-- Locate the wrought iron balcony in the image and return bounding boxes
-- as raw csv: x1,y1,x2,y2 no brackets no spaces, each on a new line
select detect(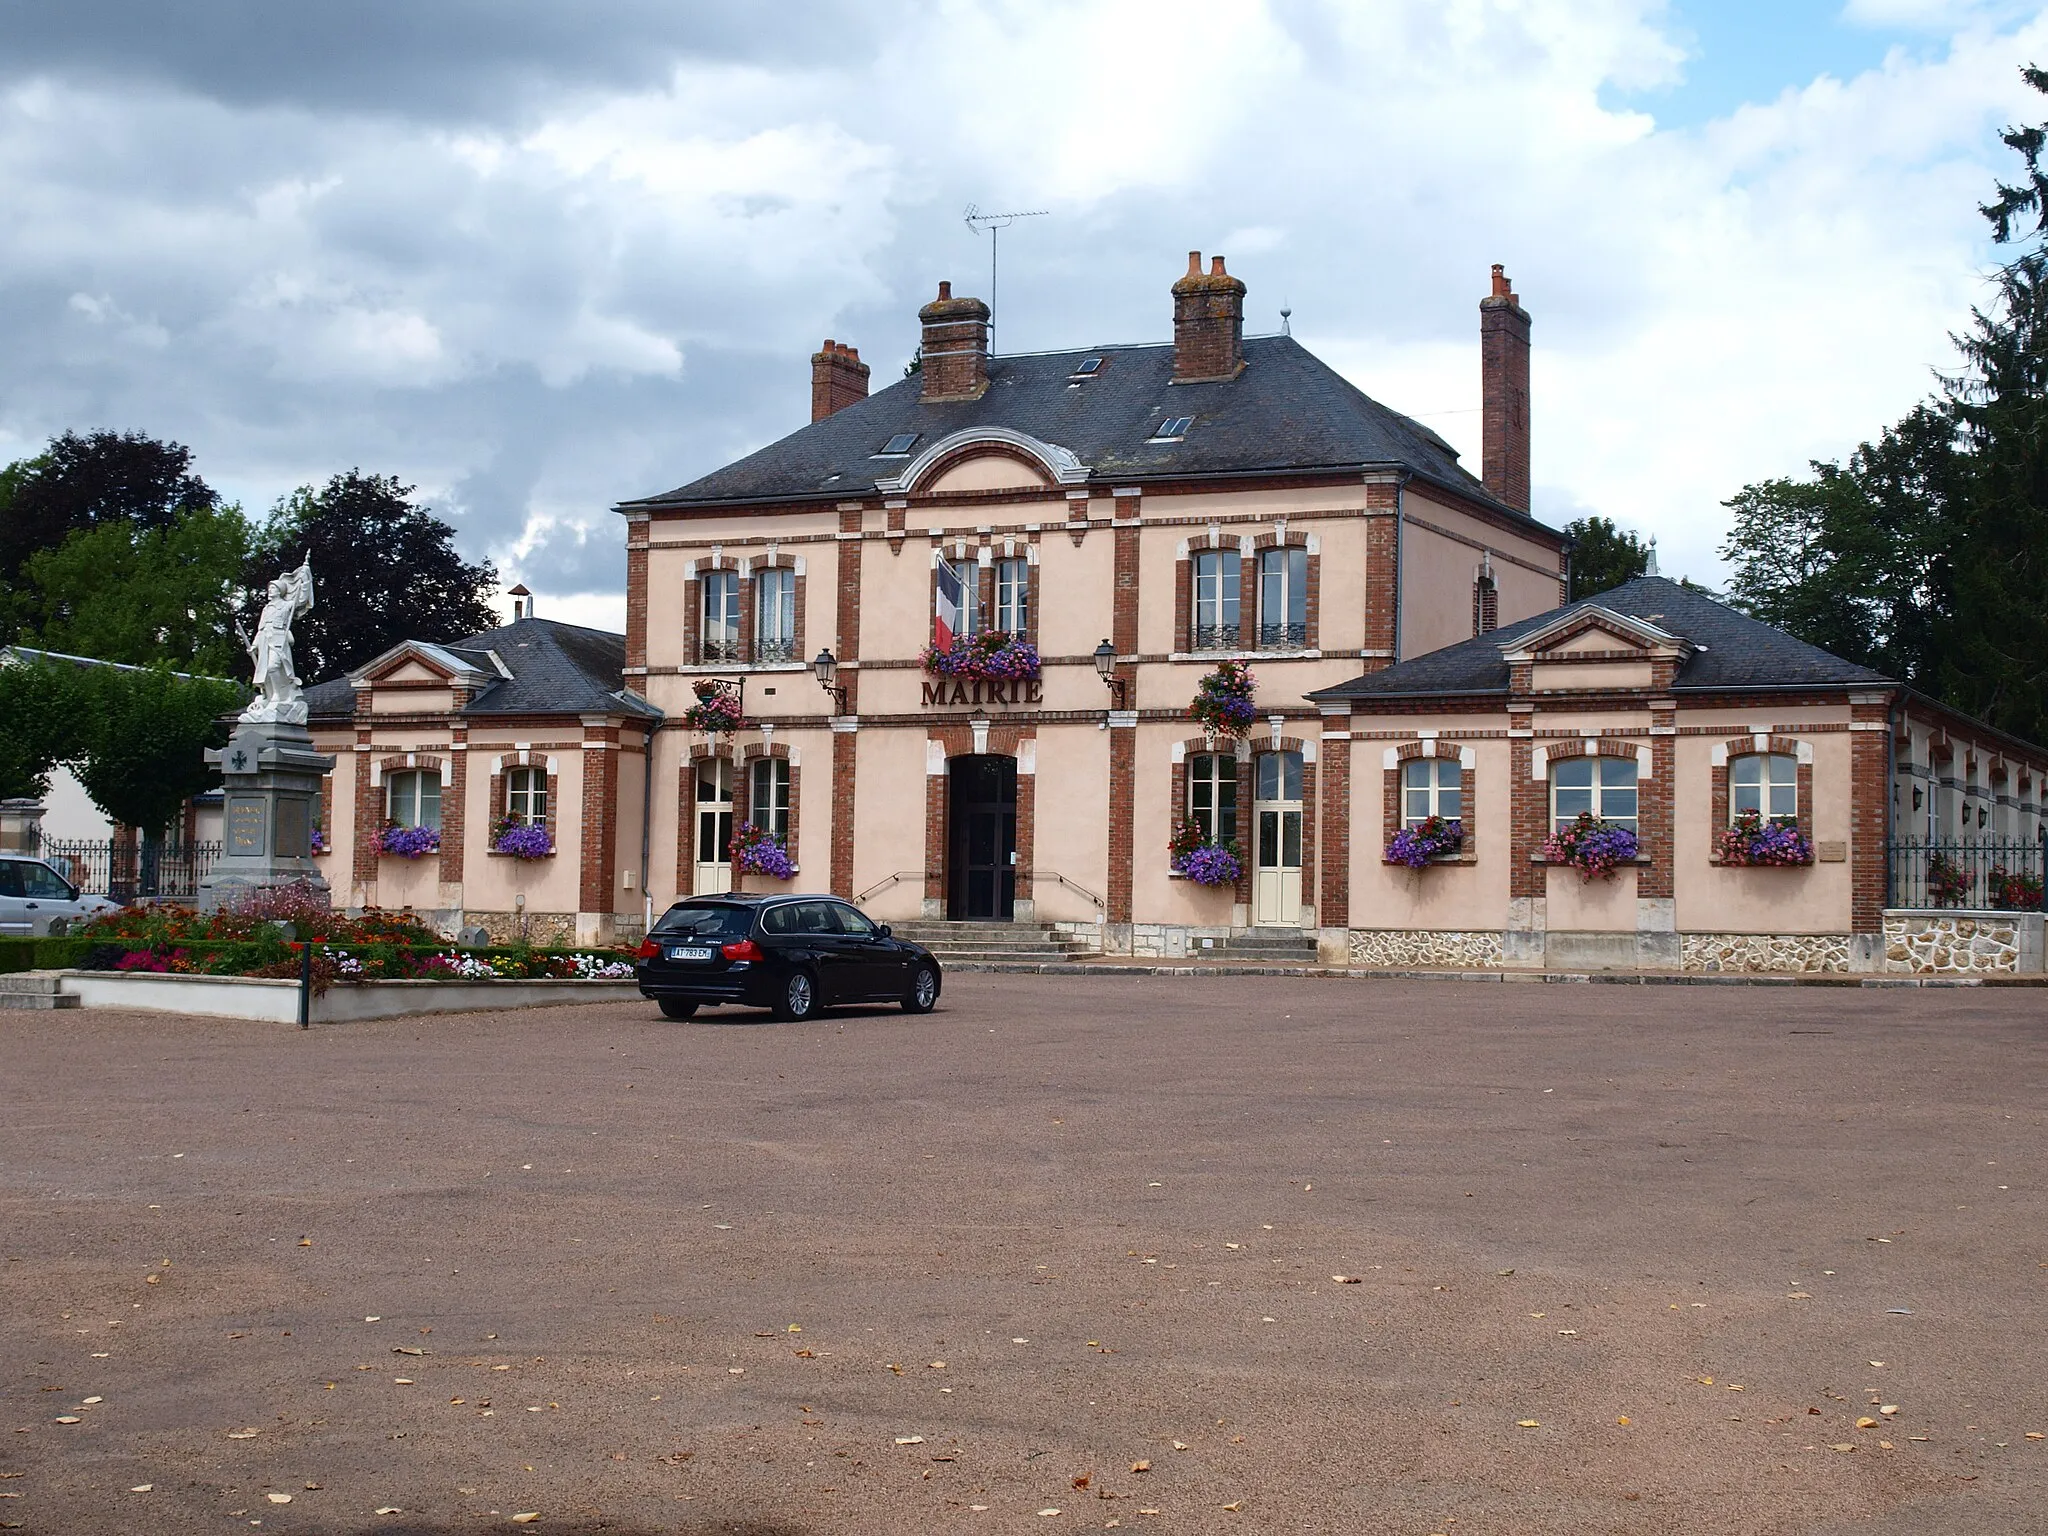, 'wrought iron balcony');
1256,621,1308,649
1189,622,1240,652
699,637,742,664
753,638,798,665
